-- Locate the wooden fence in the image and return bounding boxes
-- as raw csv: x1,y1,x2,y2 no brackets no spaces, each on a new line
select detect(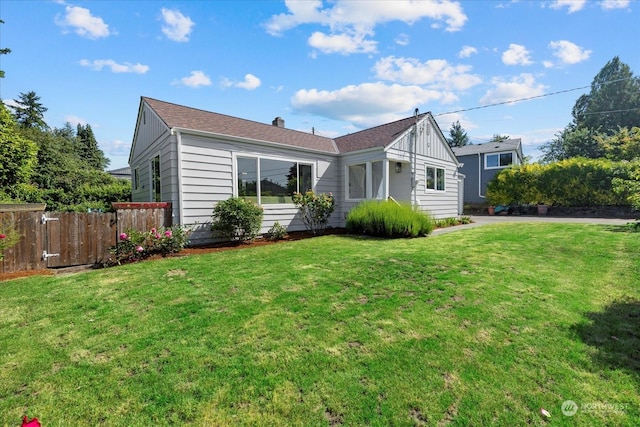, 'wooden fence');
0,203,172,274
